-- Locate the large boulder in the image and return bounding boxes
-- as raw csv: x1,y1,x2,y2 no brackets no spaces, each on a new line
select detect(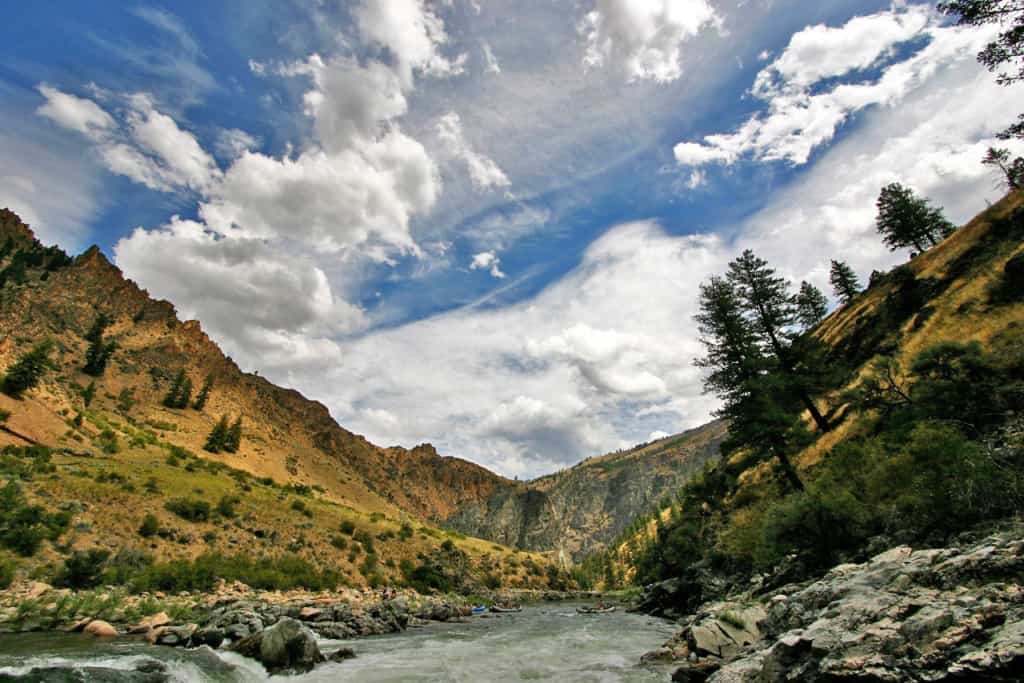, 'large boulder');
231,617,325,675
82,620,118,637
